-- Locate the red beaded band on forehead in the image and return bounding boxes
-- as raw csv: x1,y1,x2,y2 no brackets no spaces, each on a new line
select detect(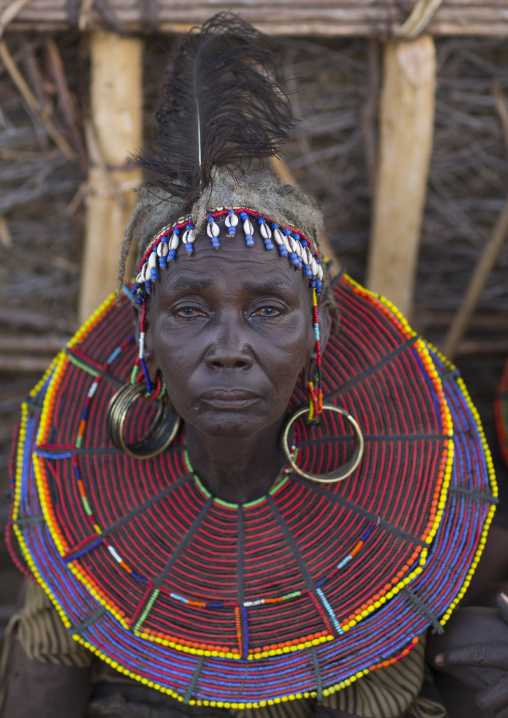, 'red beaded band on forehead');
141,207,319,266
132,207,323,306
130,206,325,415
